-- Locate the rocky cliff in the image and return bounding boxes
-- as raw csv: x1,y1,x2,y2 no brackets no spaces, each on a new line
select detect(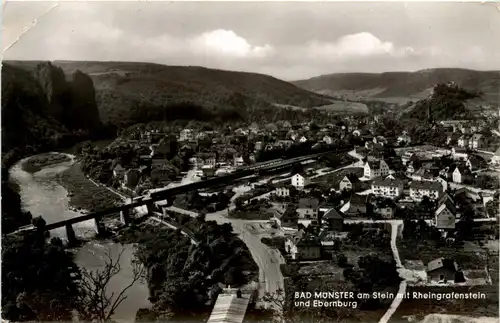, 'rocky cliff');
68,70,101,131
31,62,101,132
1,62,102,164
